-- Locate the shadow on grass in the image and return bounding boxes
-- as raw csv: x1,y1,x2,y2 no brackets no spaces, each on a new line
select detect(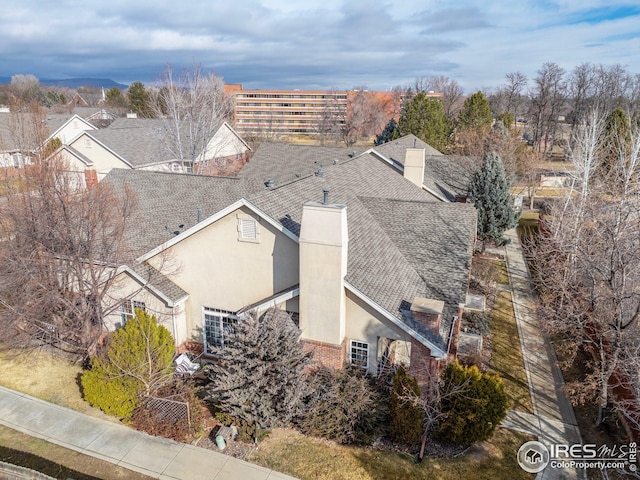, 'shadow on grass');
0,445,103,480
